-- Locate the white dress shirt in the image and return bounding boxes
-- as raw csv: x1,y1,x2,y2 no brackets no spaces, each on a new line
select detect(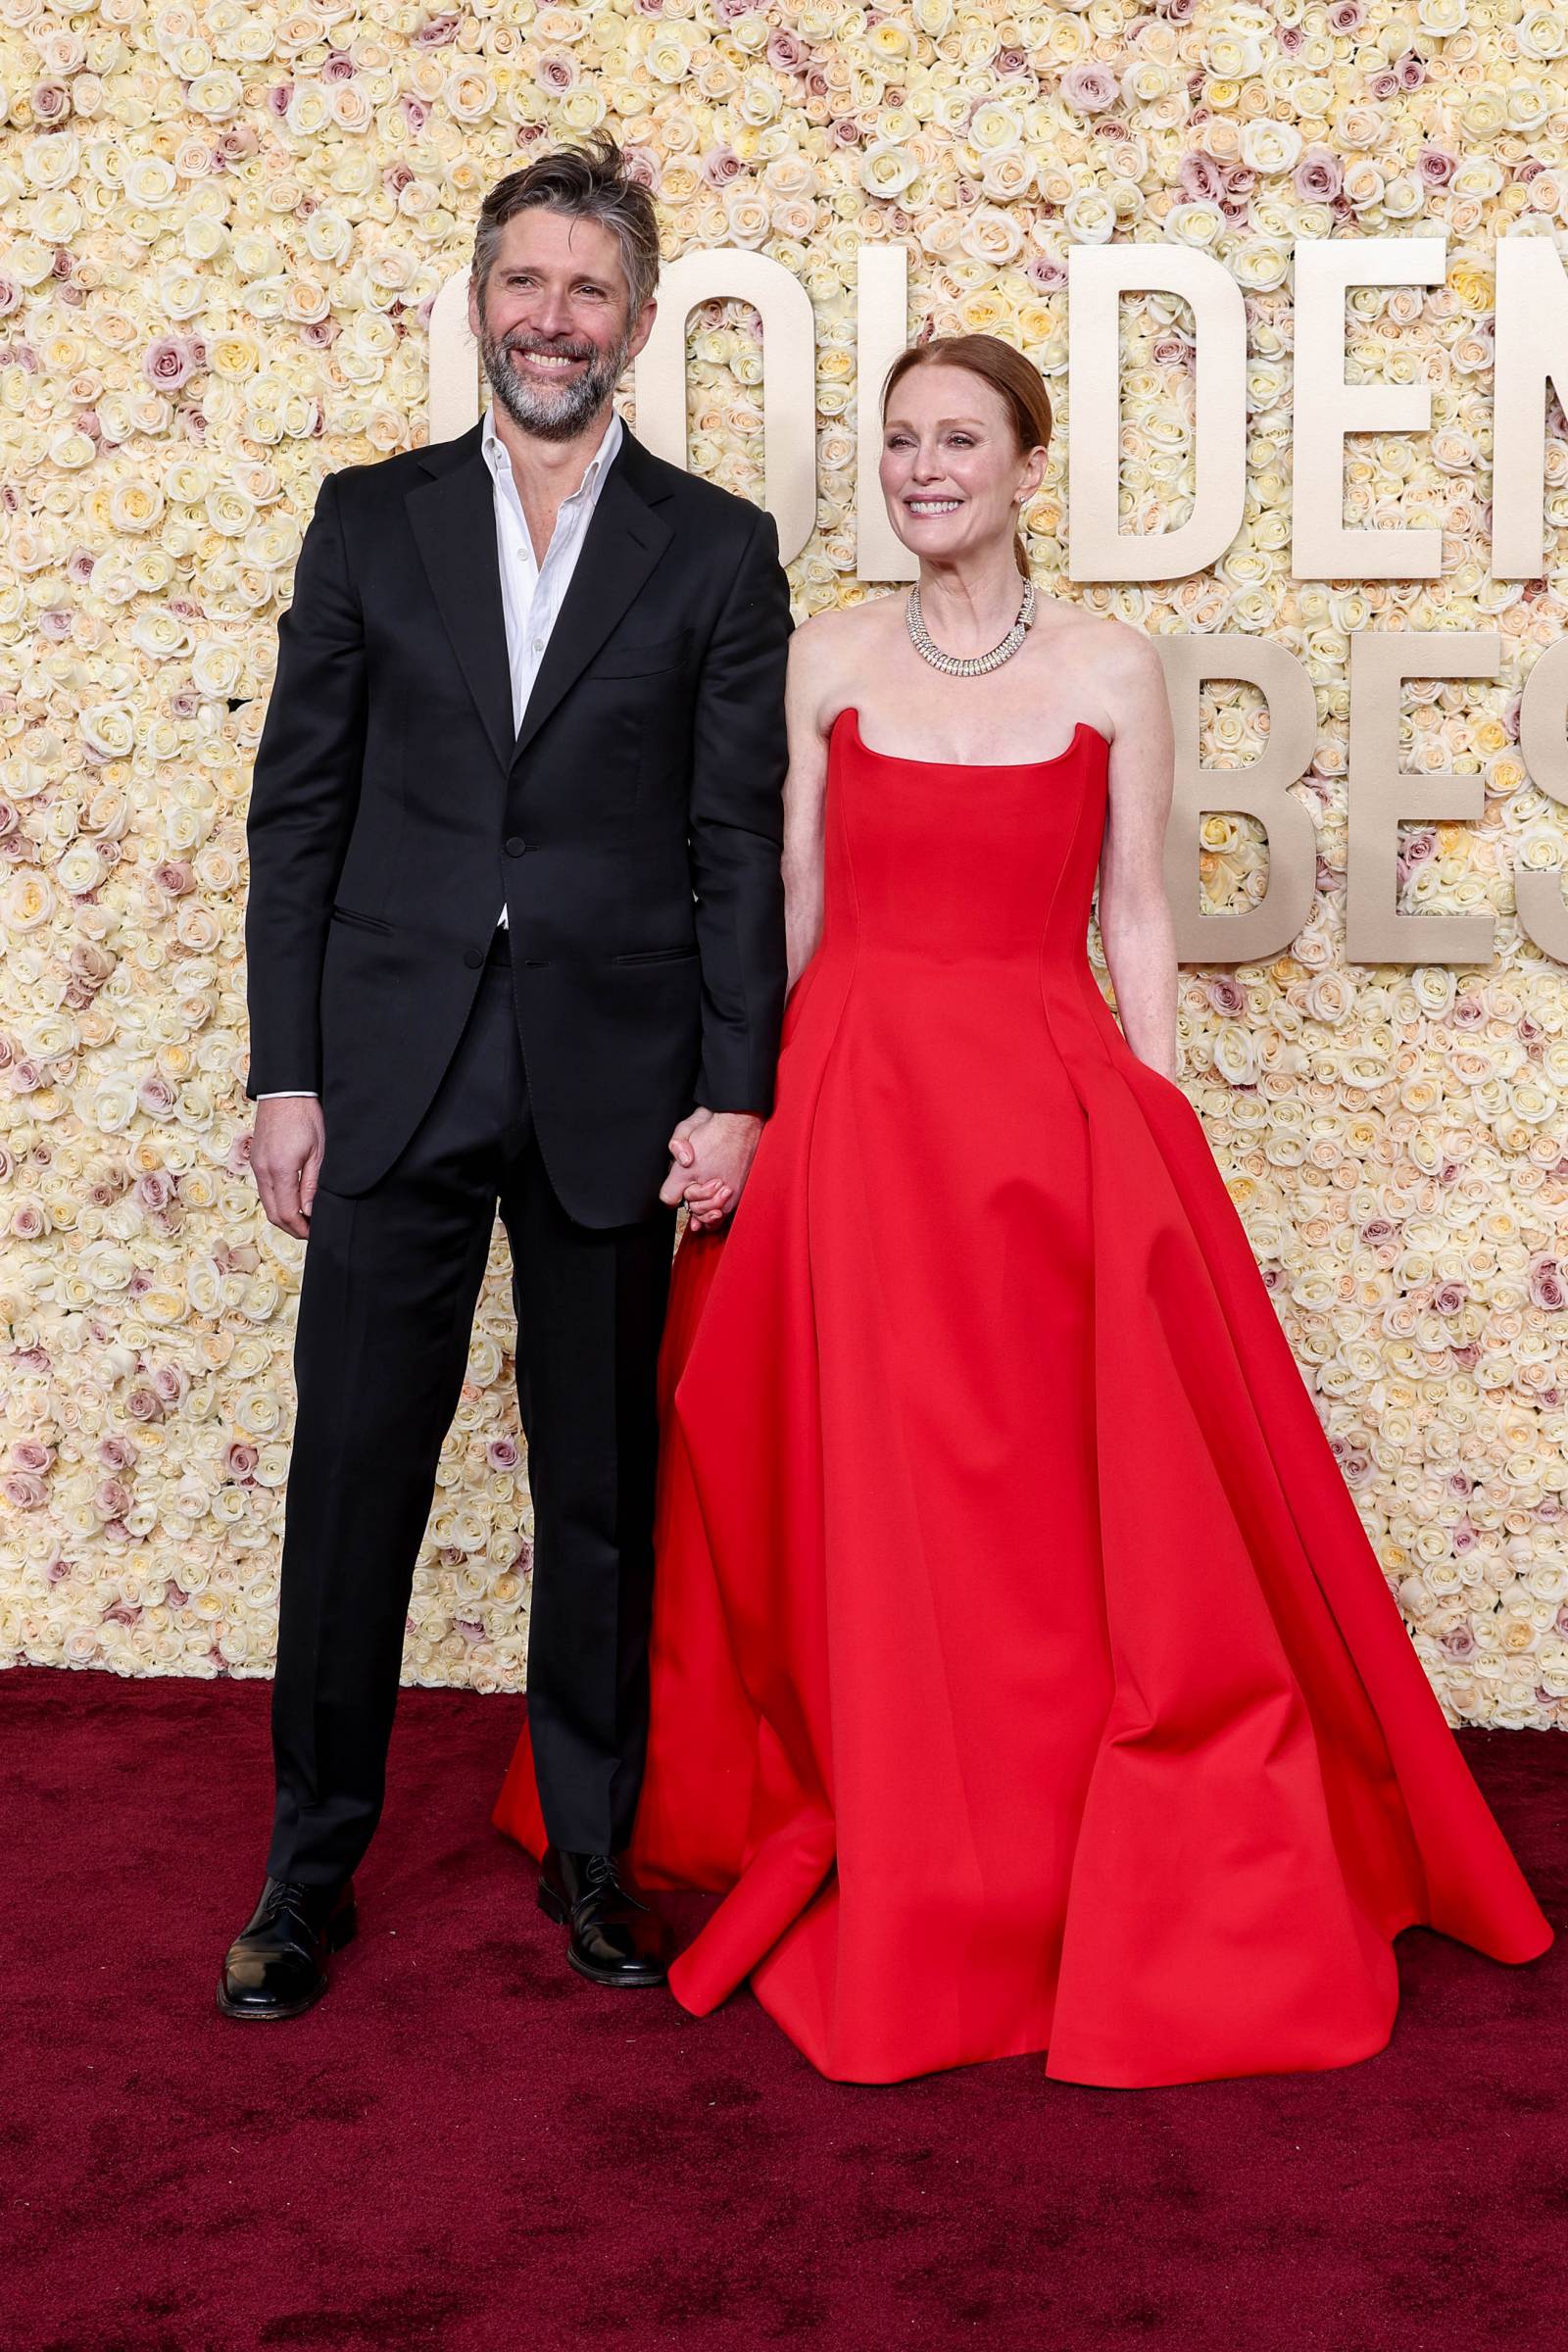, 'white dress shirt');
259,400,624,1099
